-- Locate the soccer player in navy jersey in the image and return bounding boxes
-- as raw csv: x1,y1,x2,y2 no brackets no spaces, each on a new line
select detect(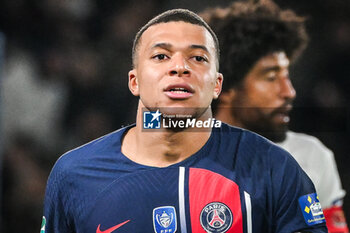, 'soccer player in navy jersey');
41,8,327,233
202,1,348,232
